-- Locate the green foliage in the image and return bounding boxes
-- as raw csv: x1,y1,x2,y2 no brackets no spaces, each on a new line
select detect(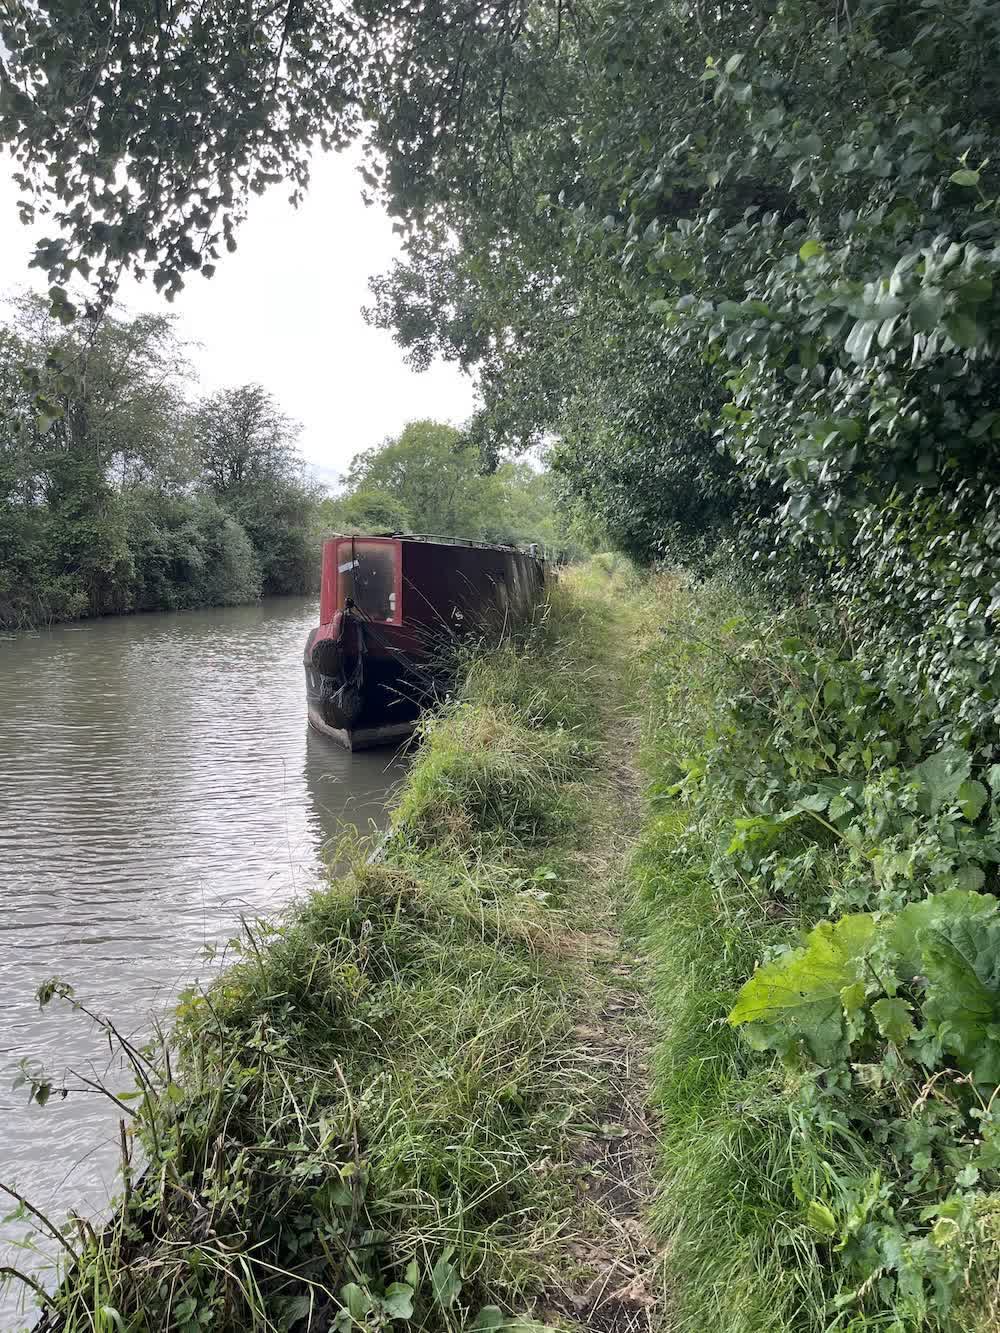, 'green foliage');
631,575,832,1333
12,2,1000,1327
124,490,262,610
728,914,876,1064
339,420,494,539
320,487,413,536
728,890,1000,1319
639,576,1000,1332
325,419,586,555
0,299,318,626
171,381,320,598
